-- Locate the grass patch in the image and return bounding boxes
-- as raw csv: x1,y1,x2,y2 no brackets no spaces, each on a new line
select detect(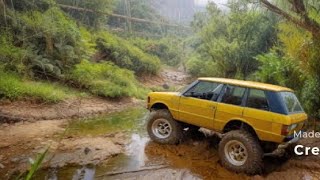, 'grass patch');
67,60,149,99
96,31,161,75
0,70,79,103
